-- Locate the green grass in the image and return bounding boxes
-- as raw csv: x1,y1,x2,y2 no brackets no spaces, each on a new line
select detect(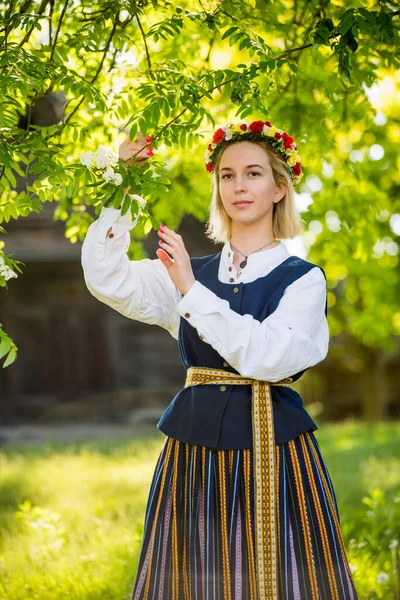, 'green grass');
0,421,399,600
